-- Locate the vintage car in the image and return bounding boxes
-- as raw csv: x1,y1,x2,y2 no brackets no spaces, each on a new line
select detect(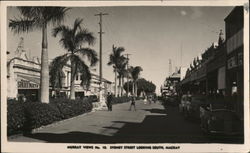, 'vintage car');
200,107,242,135
165,95,180,106
179,94,191,113
185,95,208,119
